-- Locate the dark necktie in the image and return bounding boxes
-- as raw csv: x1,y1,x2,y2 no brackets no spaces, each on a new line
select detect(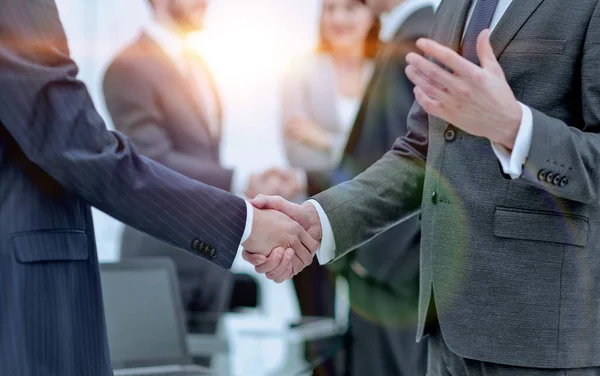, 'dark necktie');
461,0,500,63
